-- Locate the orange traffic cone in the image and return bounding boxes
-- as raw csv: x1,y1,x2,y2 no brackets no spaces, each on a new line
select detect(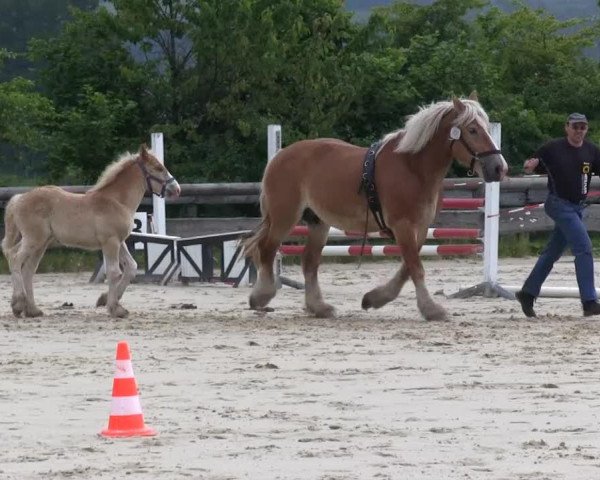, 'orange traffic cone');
100,341,157,438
